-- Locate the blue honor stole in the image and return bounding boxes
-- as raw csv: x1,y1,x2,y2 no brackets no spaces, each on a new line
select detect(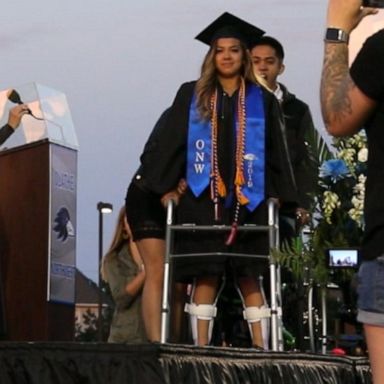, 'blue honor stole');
187,84,265,211
186,94,211,197
240,84,265,211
